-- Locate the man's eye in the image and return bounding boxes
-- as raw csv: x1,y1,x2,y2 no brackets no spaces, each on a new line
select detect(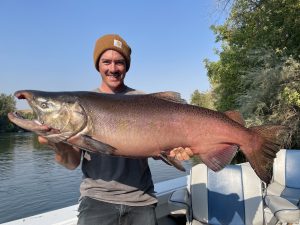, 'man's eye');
102,60,110,65
116,61,125,66
41,102,48,108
